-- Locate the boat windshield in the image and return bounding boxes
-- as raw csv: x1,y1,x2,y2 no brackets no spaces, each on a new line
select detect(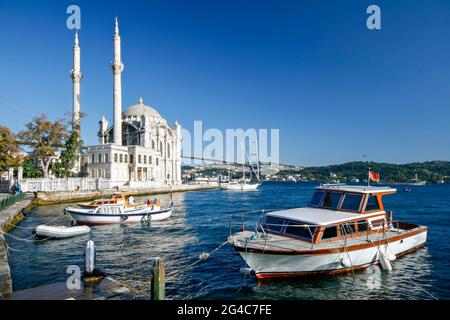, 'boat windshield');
259,216,317,241
259,216,286,234
309,190,363,213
